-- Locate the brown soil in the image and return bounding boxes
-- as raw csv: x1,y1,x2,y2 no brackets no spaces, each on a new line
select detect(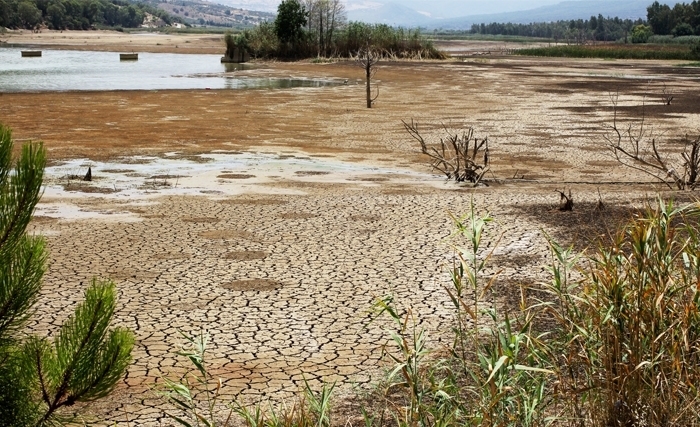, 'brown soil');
278,212,319,219
224,251,268,261
220,279,282,291
198,229,257,240
181,217,221,223
218,173,256,179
